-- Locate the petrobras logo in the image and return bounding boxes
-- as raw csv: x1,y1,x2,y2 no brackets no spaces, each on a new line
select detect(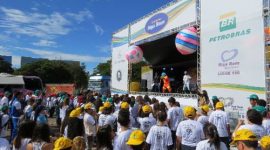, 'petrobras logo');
219,12,236,32
208,11,251,43
145,13,168,34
